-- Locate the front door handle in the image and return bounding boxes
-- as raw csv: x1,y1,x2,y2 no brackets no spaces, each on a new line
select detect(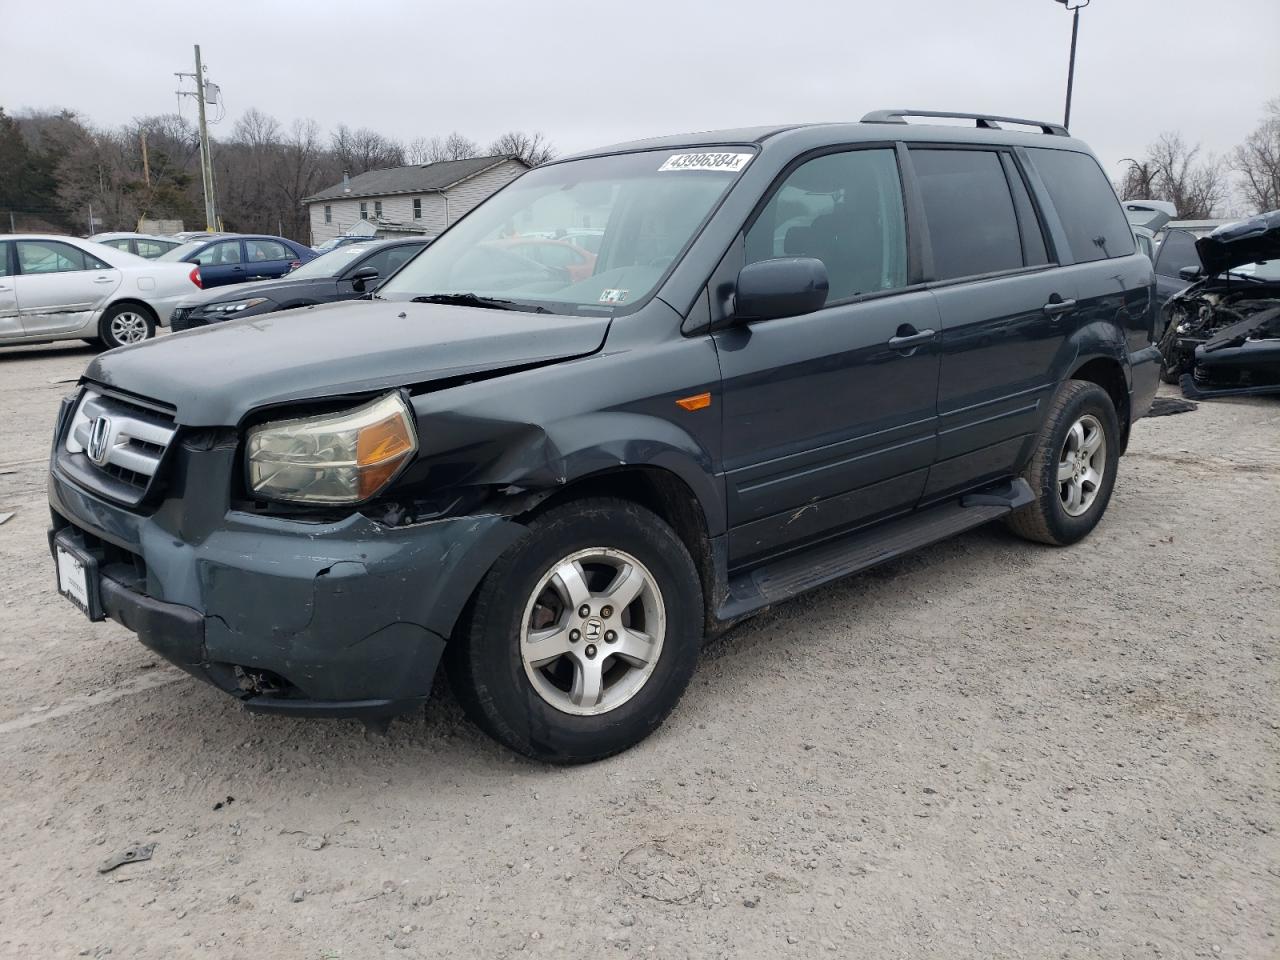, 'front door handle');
888,327,937,351
1043,297,1077,317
